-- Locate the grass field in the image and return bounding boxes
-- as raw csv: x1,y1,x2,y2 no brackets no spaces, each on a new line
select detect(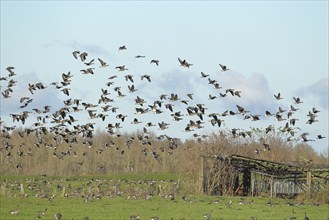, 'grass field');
0,175,328,220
